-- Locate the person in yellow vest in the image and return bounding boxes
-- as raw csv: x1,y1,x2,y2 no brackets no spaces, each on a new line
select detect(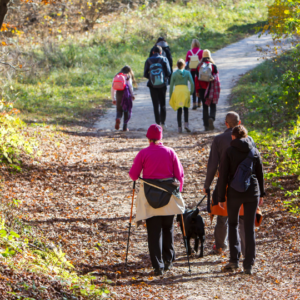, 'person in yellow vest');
169,59,194,133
